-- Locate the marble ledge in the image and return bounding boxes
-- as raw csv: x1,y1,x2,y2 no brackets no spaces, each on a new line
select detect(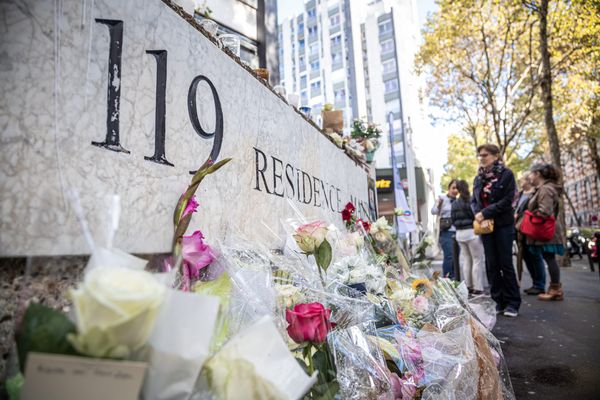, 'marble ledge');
160,0,371,173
